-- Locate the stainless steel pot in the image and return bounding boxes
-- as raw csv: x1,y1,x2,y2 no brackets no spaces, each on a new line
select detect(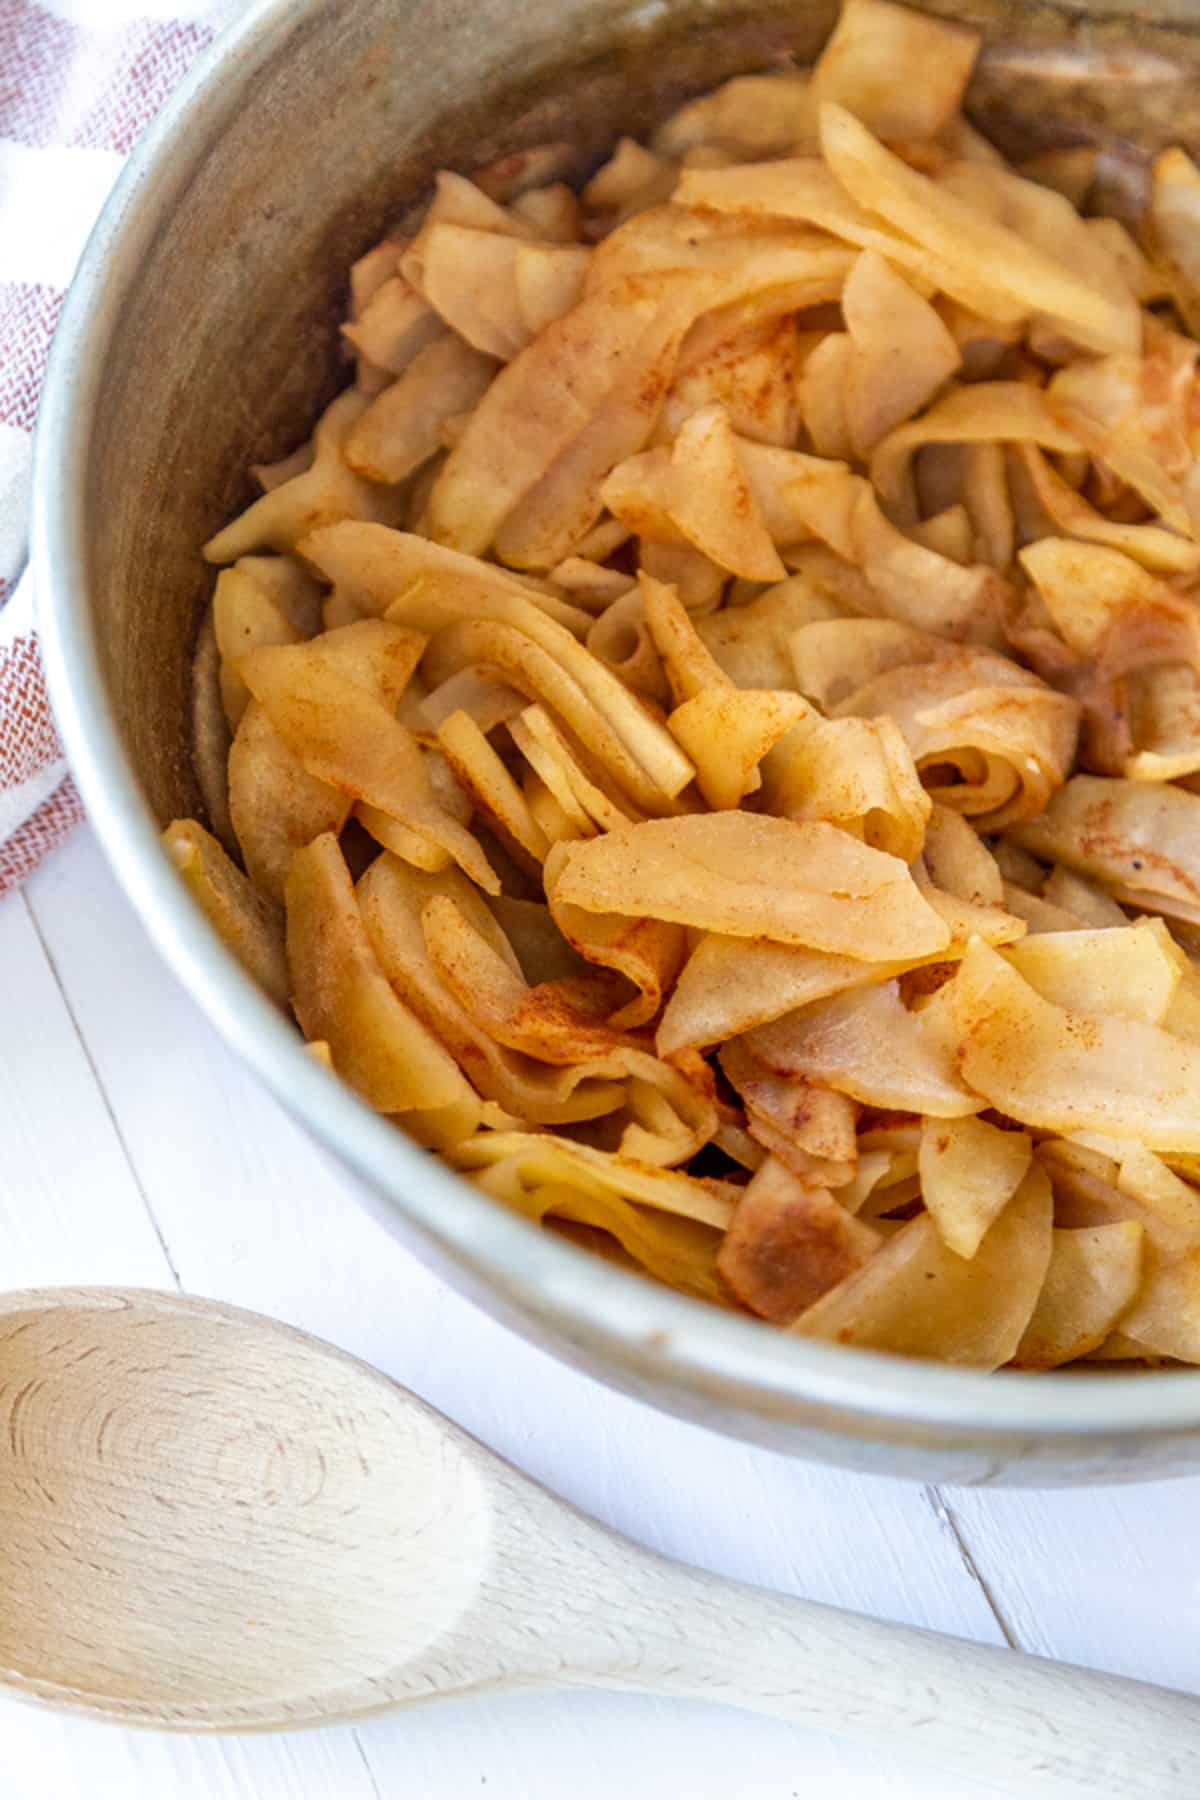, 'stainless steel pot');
34,0,1200,1484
